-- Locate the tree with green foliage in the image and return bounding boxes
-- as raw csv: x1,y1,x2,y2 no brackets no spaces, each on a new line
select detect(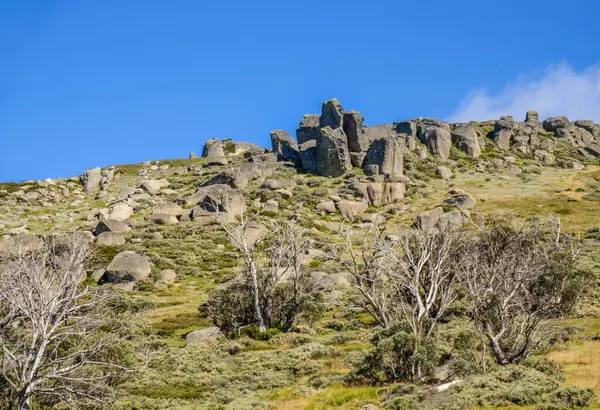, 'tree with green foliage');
461,215,587,365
